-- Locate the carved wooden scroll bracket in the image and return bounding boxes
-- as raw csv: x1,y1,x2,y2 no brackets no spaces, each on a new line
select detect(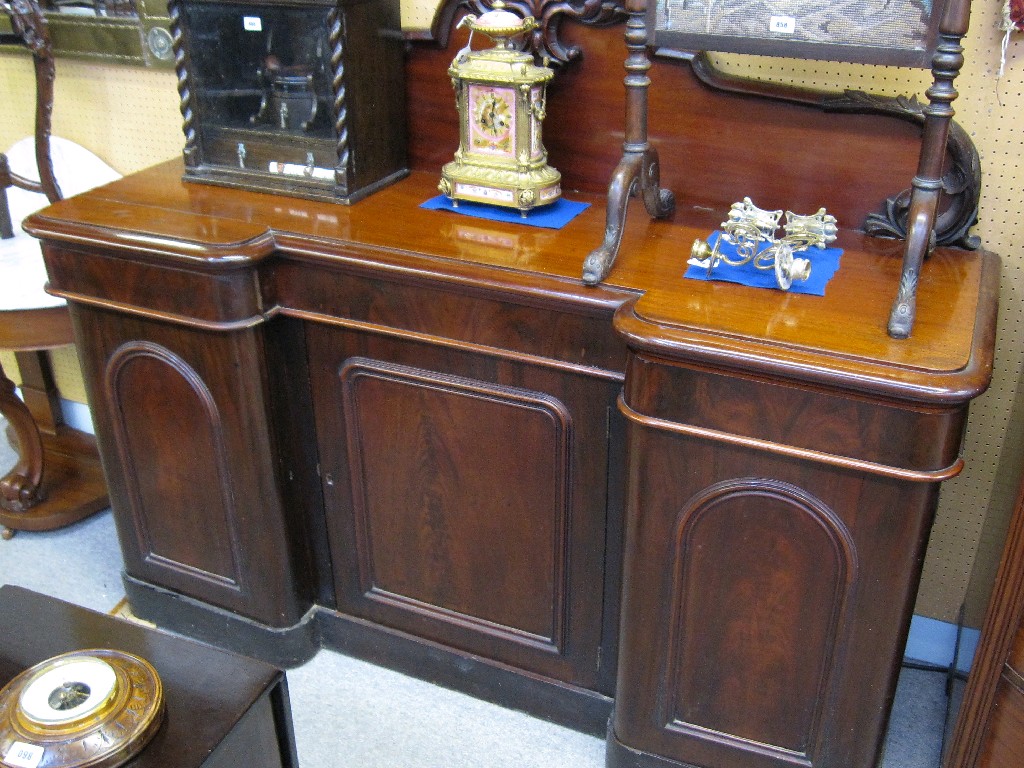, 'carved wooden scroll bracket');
681,52,982,253
826,91,980,252
0,368,45,520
